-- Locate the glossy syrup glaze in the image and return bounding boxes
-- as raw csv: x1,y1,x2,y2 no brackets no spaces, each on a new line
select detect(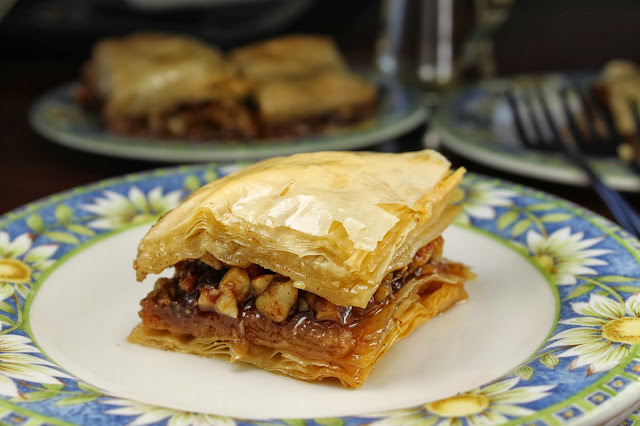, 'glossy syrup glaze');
137,237,461,365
